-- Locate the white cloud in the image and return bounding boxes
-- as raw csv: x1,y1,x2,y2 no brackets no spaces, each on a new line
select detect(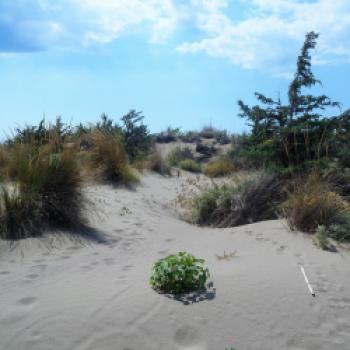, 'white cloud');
1,0,350,76
177,0,350,75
